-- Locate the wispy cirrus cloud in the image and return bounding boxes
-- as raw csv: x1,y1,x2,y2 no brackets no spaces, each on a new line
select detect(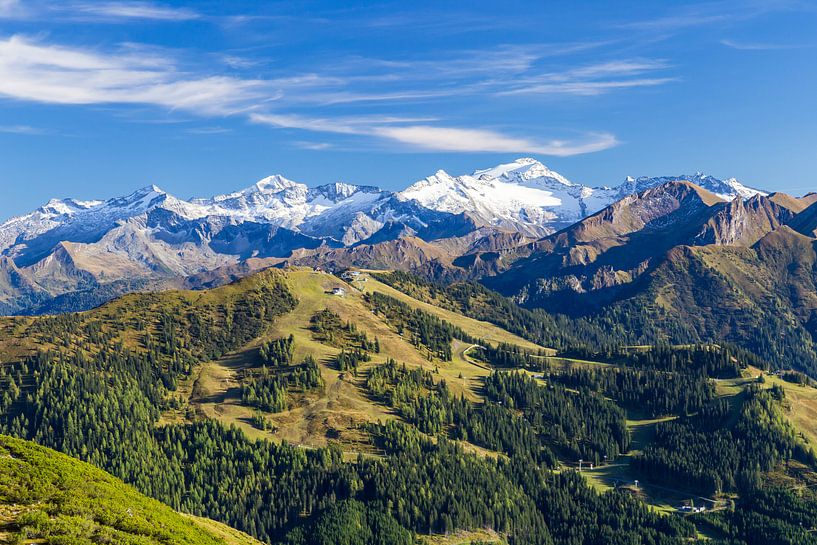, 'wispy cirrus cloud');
69,2,200,21
0,124,50,135
185,126,232,135
0,1,199,21
720,39,808,50
496,60,675,96
294,141,333,150
280,54,674,105
619,12,733,32
375,126,618,156
618,1,815,34
0,35,263,114
0,34,648,156
250,113,618,156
